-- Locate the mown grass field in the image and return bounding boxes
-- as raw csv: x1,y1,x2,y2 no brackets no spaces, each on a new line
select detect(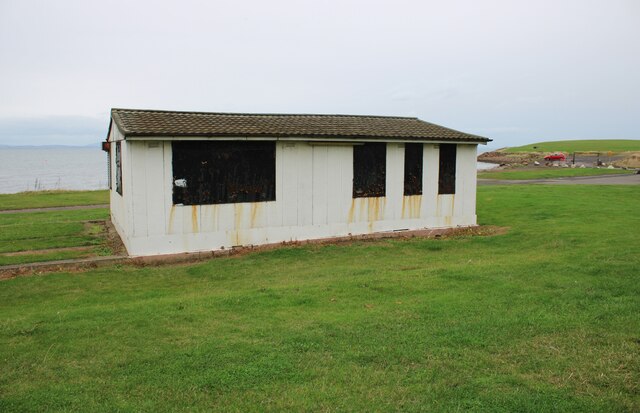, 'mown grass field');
478,167,632,180
0,208,111,265
0,190,108,211
503,139,640,153
1,185,639,412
